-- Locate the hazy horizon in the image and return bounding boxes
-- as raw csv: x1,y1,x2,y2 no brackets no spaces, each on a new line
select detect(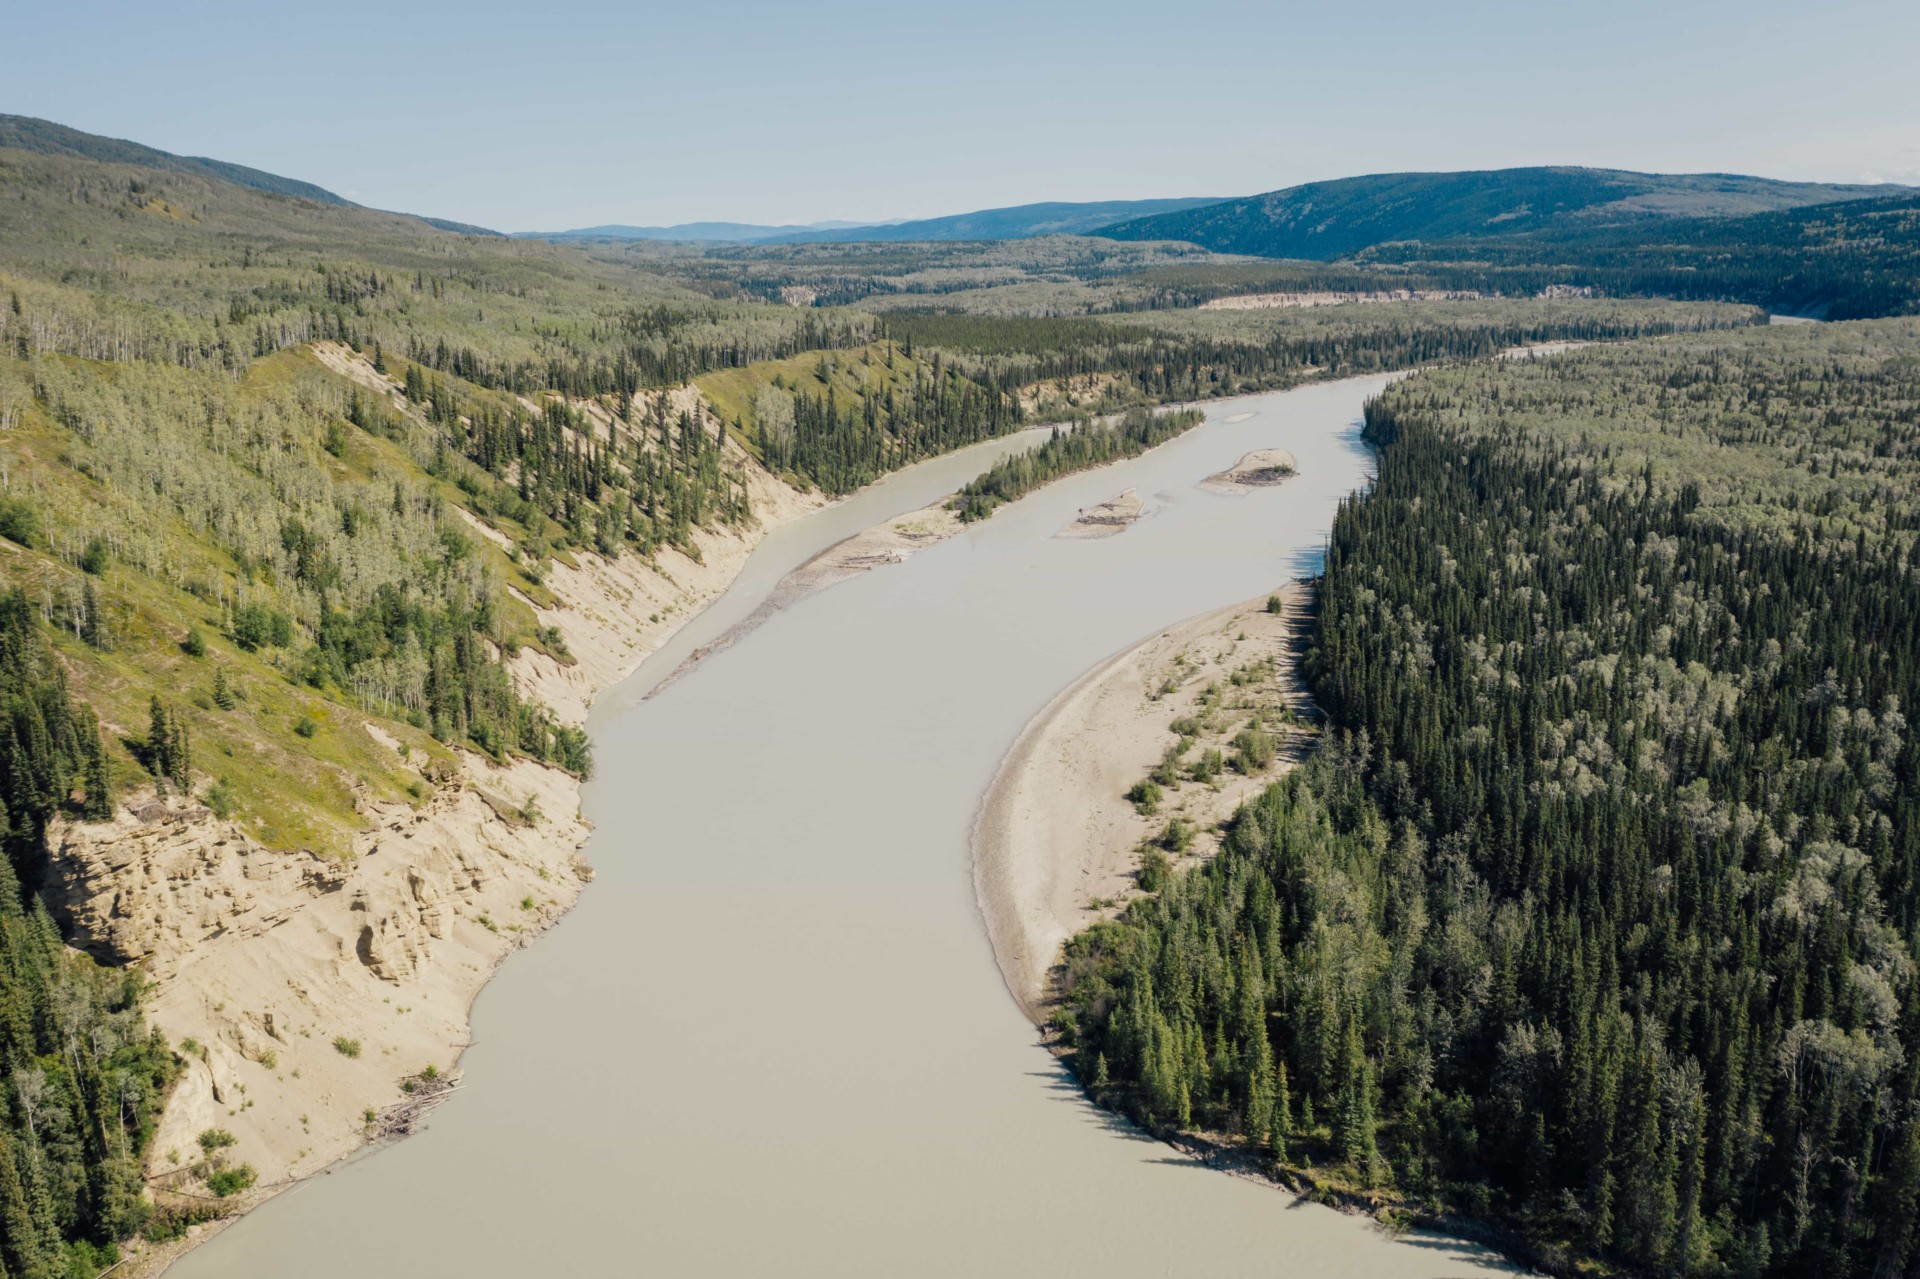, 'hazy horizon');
12,0,1920,231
